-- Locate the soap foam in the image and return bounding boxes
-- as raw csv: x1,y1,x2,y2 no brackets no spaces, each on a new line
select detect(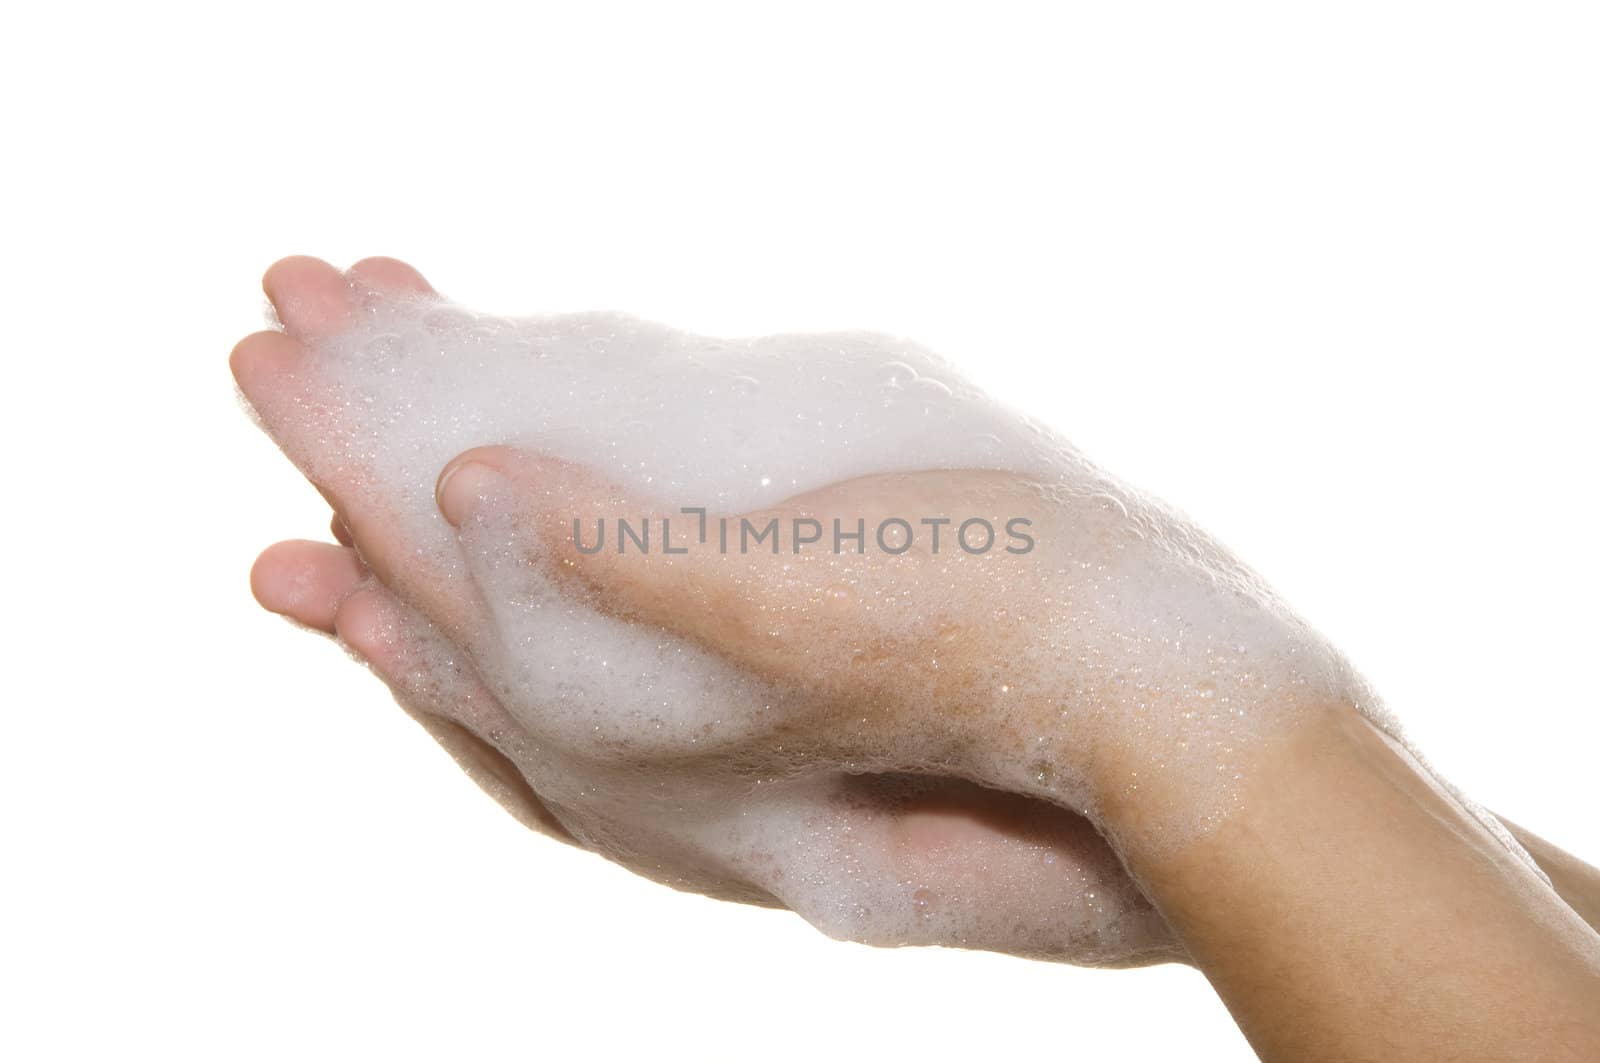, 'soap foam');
253,280,1537,965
